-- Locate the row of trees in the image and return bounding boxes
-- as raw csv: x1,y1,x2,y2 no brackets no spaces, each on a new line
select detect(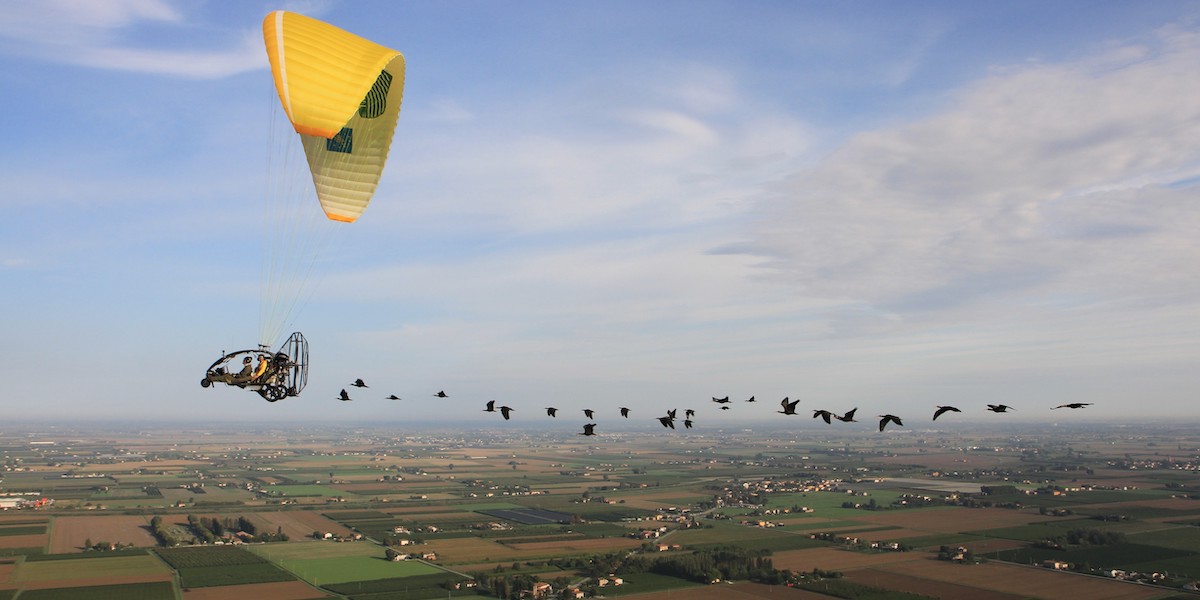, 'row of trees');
148,514,289,547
